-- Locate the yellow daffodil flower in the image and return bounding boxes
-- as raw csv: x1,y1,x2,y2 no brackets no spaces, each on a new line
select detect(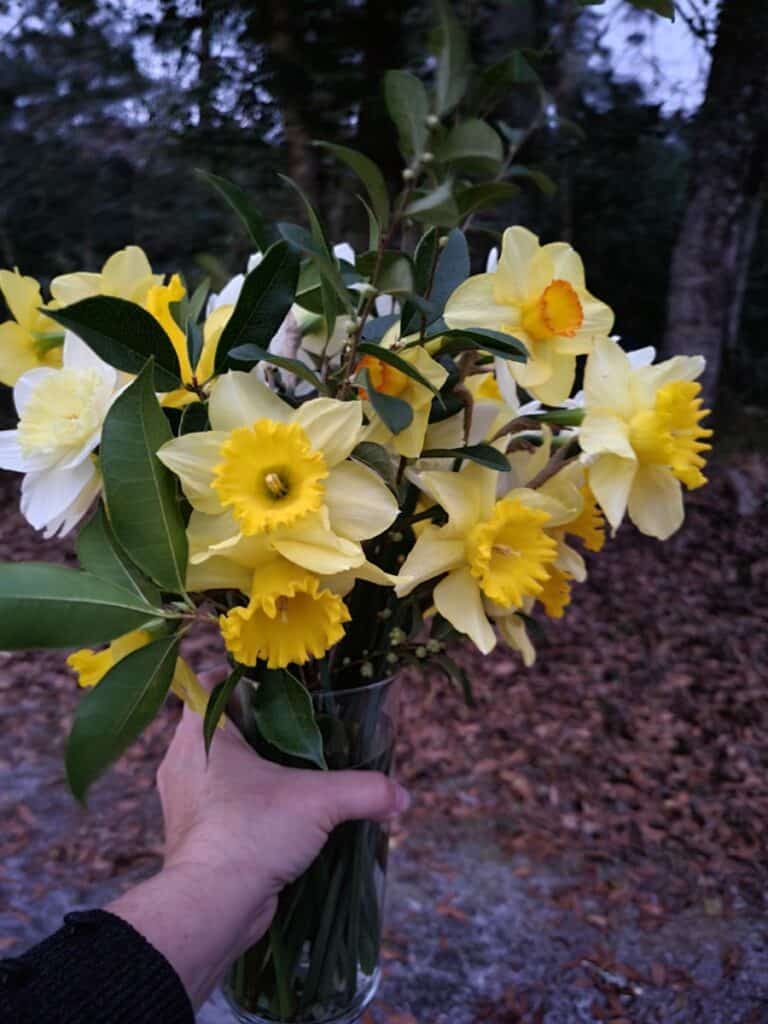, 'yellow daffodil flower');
67,629,212,719
158,370,399,578
396,461,574,653
358,328,448,458
579,337,712,540
444,226,614,405
49,246,163,307
219,558,351,668
0,269,63,386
